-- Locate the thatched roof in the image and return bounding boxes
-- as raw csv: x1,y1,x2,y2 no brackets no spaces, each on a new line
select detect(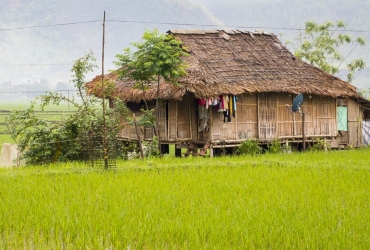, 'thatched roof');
85,29,359,102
